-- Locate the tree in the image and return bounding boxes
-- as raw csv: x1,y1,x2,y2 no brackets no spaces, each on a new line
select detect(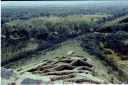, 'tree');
55,24,69,35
